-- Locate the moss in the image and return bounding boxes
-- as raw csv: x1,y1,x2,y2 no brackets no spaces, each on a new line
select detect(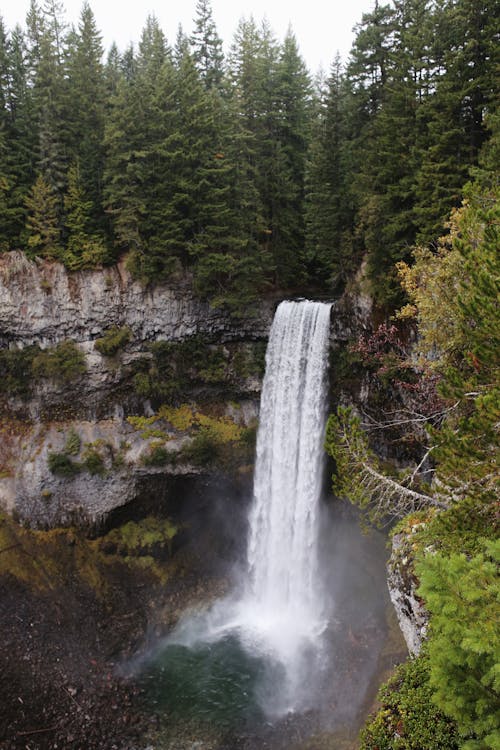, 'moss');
158,404,196,431
100,516,179,559
94,326,132,357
